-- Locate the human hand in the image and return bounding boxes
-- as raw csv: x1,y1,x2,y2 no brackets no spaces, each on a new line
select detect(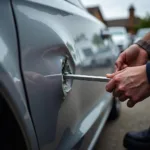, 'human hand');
115,44,148,71
106,65,150,107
